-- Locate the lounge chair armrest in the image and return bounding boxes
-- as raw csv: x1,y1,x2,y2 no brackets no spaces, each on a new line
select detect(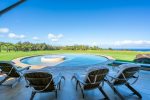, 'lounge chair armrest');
0,68,2,72
72,73,86,85
106,75,126,81
133,75,138,78
54,73,65,86
106,75,120,80
80,74,86,76
106,75,116,79
129,75,139,85
24,79,31,88
113,67,120,72
17,66,31,72
25,85,30,88
0,70,1,74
